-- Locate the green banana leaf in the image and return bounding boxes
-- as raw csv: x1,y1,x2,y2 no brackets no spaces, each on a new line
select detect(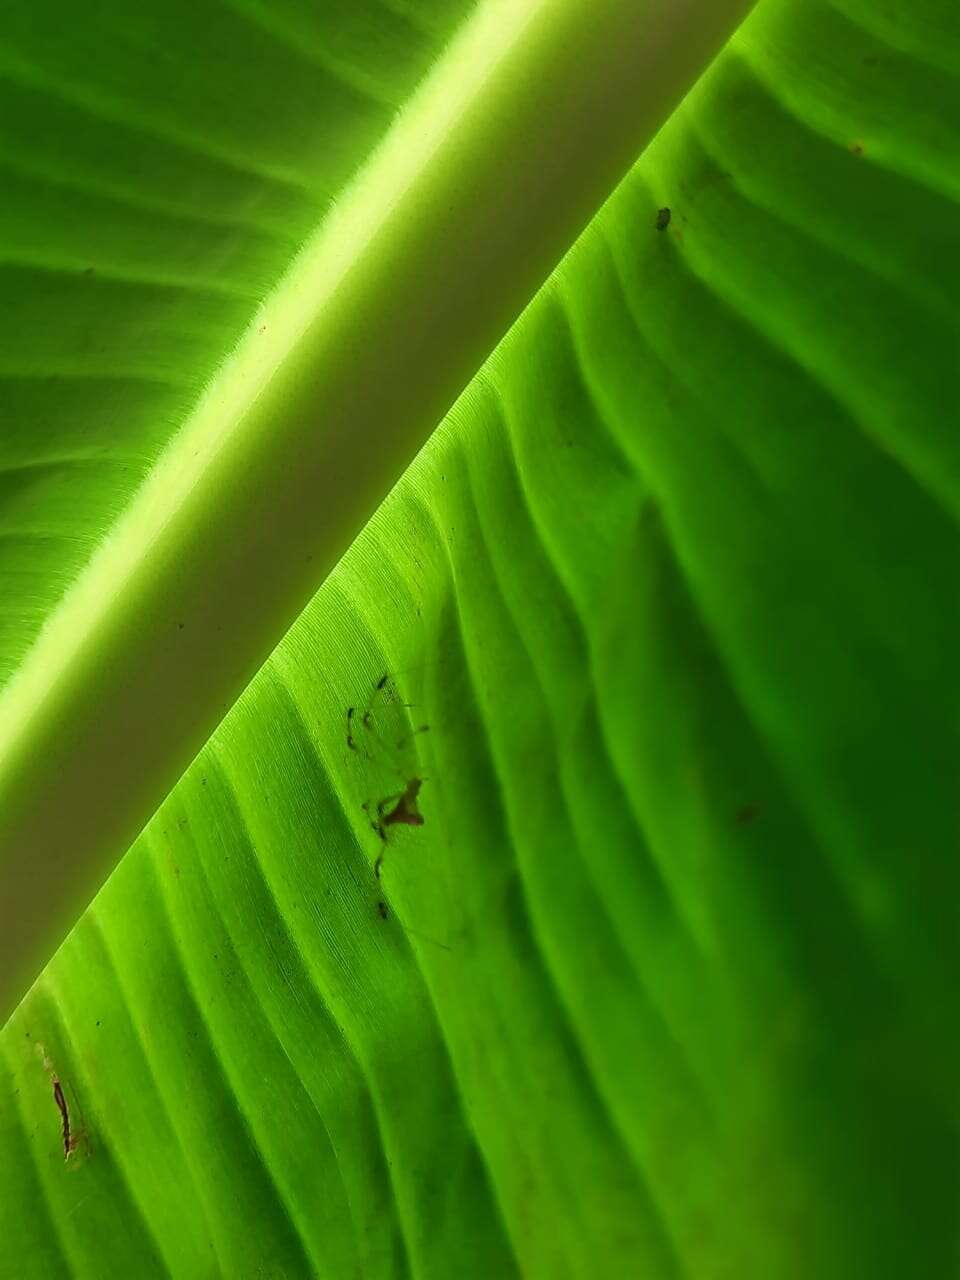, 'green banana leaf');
2,0,958,1275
